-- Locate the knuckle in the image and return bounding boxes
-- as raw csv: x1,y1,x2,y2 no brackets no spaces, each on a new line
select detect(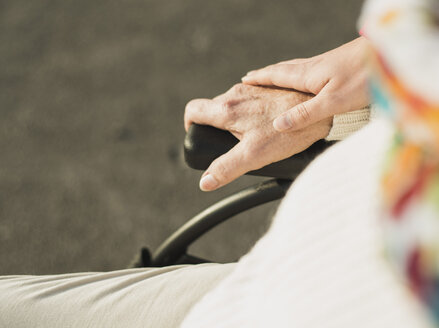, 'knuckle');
239,146,252,164
293,103,311,124
237,139,258,166
242,140,258,158
244,143,264,169
272,63,287,73
241,148,257,168
291,64,307,82
266,65,277,76
271,64,282,72
221,100,237,119
230,83,245,94
211,159,229,182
